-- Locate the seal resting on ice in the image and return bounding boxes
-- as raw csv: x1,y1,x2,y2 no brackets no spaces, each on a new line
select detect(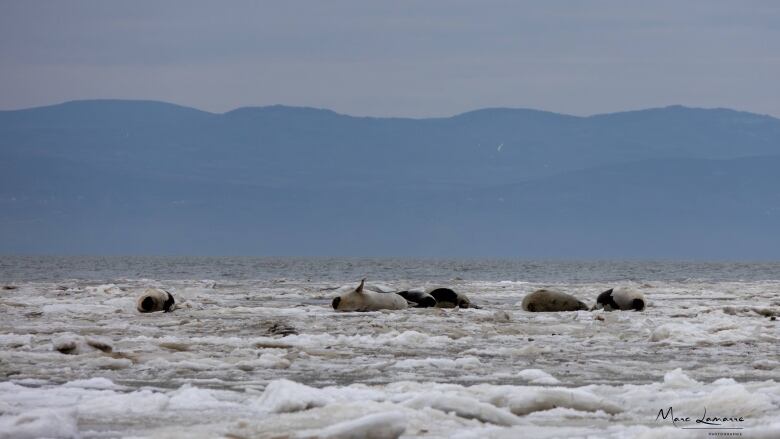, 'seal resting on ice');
332,279,408,312
593,287,645,311
428,288,479,309
397,290,437,308
136,288,175,313
521,289,588,312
